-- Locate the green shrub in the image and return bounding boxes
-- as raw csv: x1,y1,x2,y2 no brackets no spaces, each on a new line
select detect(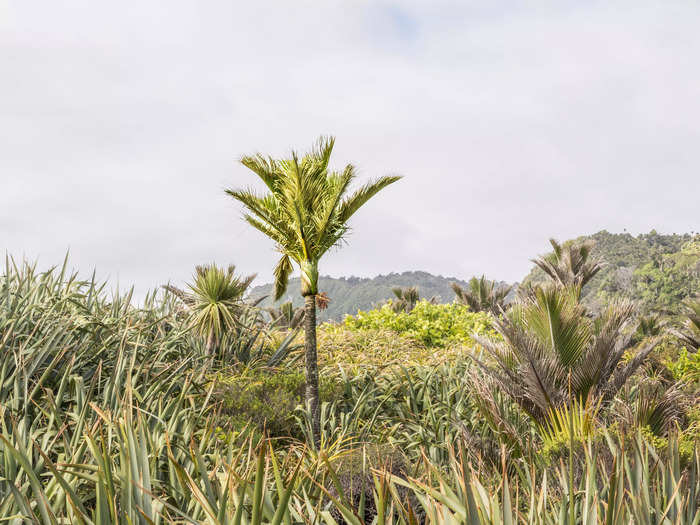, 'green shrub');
343,300,495,347
214,368,343,439
667,348,700,384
